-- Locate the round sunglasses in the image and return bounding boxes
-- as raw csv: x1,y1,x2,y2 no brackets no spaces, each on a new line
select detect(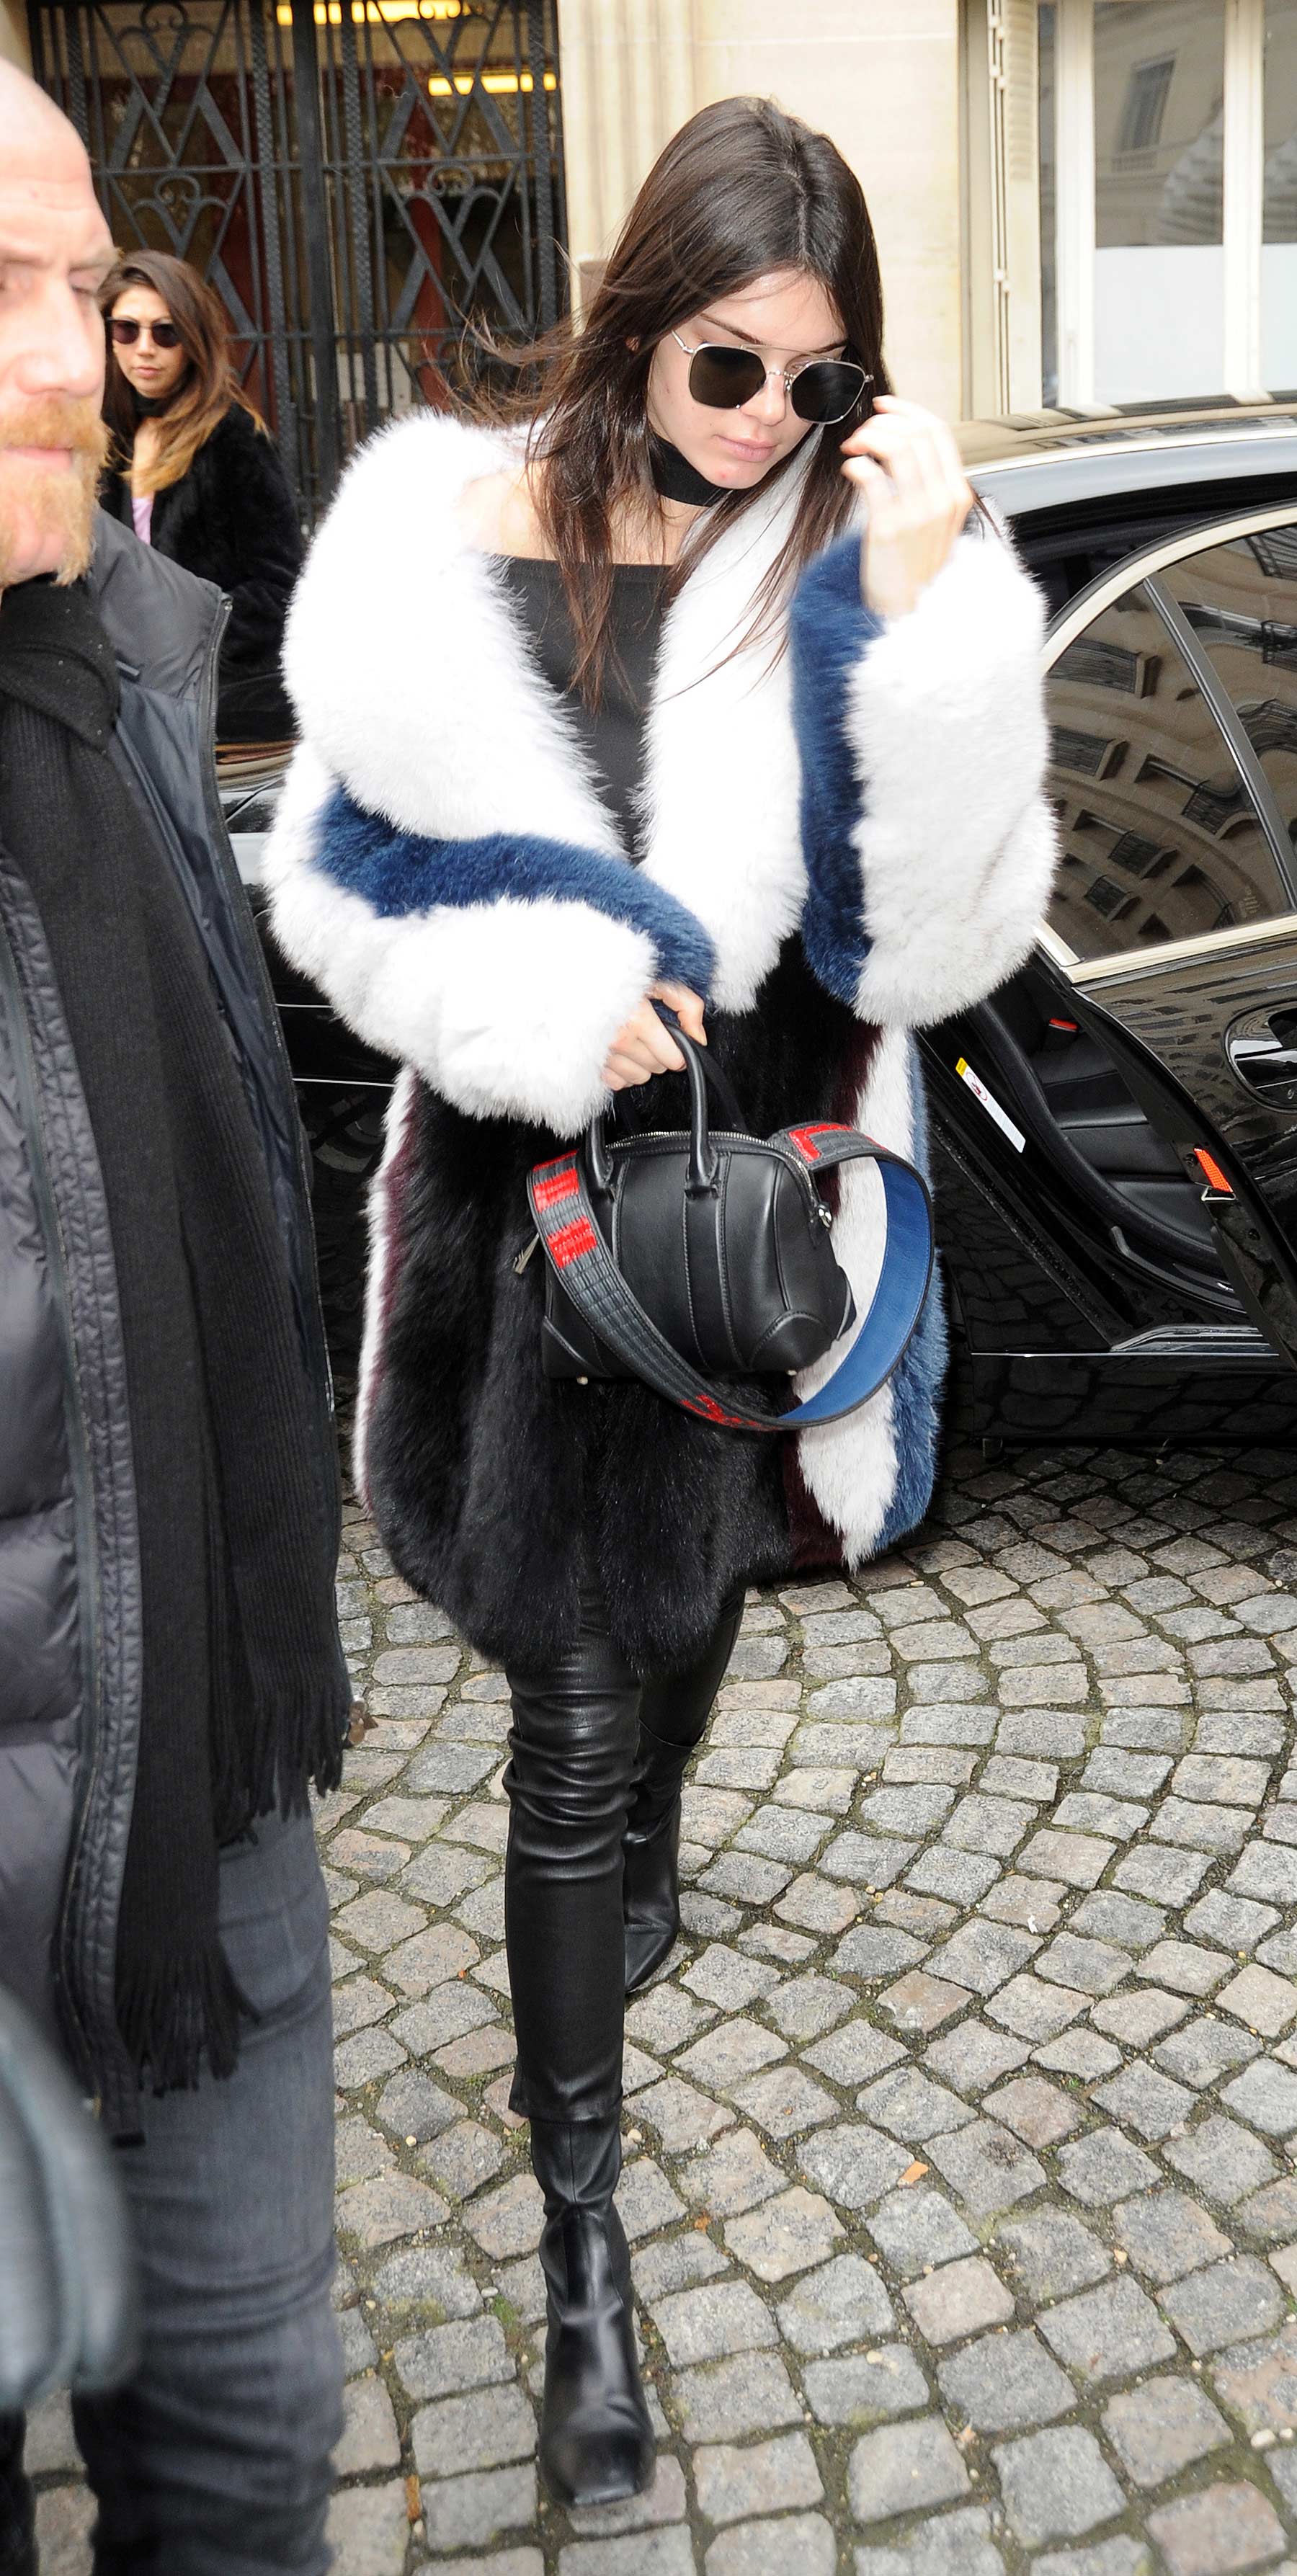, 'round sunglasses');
670,329,870,425
110,317,182,349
